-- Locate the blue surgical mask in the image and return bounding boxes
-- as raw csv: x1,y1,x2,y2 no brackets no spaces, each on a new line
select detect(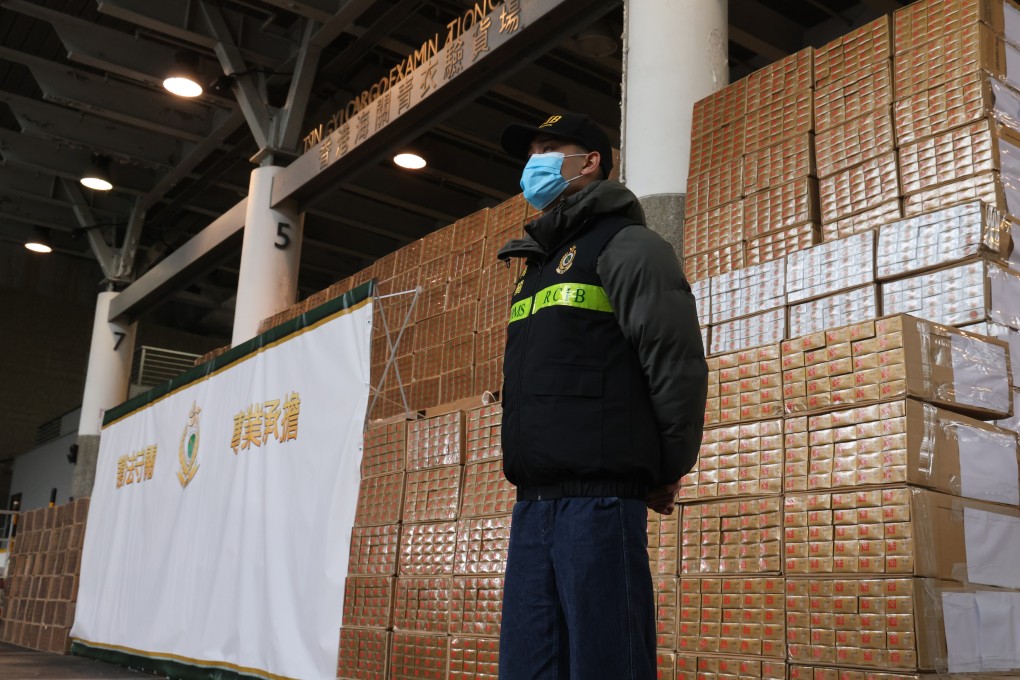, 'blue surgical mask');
520,152,586,211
